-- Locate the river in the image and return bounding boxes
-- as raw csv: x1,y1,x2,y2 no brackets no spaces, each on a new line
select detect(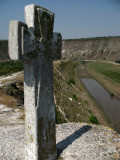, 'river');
78,64,120,133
